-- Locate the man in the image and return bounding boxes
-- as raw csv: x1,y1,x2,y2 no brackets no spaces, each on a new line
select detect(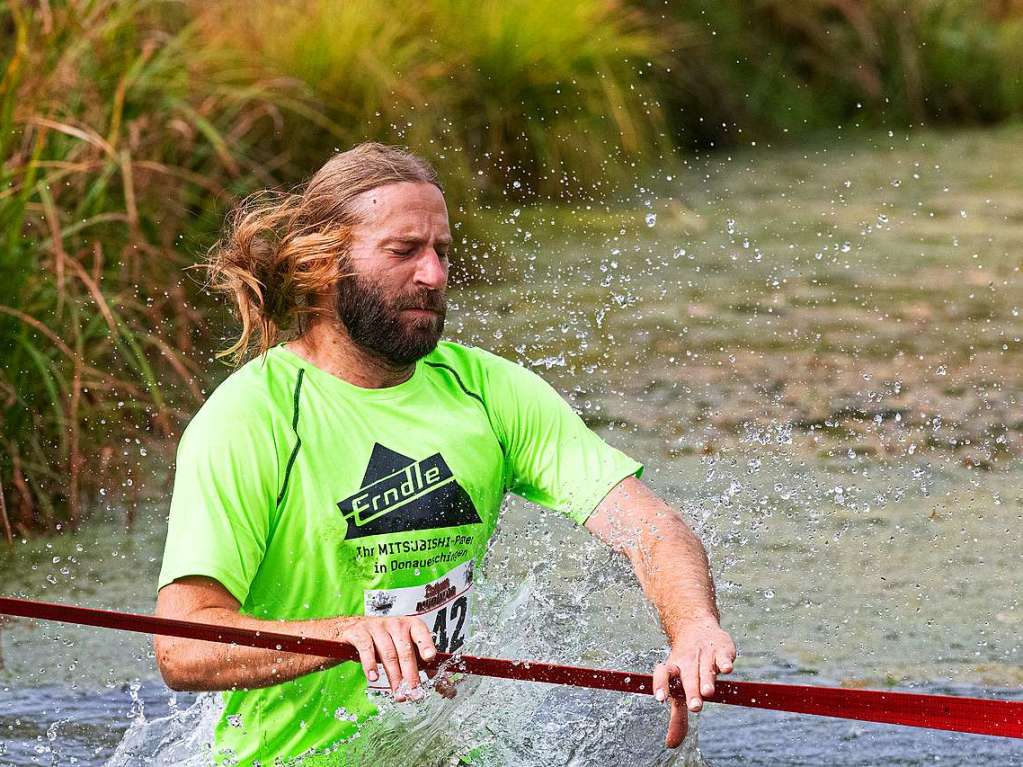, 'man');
155,143,735,766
